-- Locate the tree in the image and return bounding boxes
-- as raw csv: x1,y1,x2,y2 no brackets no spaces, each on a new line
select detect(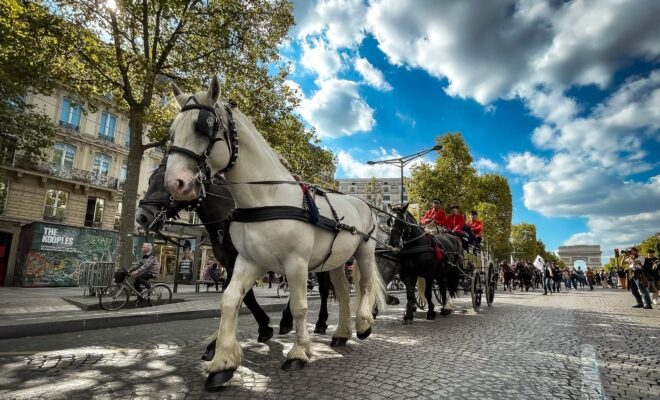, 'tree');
407,132,478,211
0,0,78,169
41,0,324,268
475,174,512,261
364,177,383,209
510,223,537,262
